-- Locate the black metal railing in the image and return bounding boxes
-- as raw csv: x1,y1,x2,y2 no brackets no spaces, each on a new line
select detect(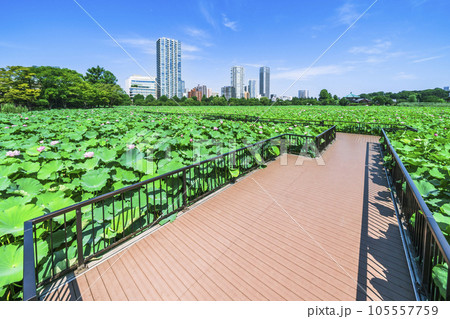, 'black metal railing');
23,129,335,300
315,125,337,153
381,129,450,301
